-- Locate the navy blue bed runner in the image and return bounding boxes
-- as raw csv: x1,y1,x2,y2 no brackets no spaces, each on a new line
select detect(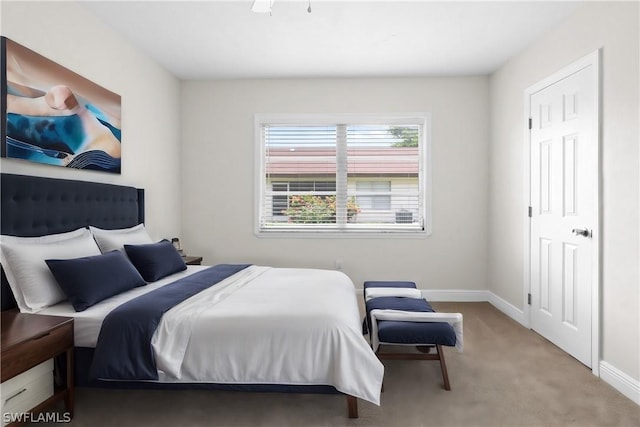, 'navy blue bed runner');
90,264,251,381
